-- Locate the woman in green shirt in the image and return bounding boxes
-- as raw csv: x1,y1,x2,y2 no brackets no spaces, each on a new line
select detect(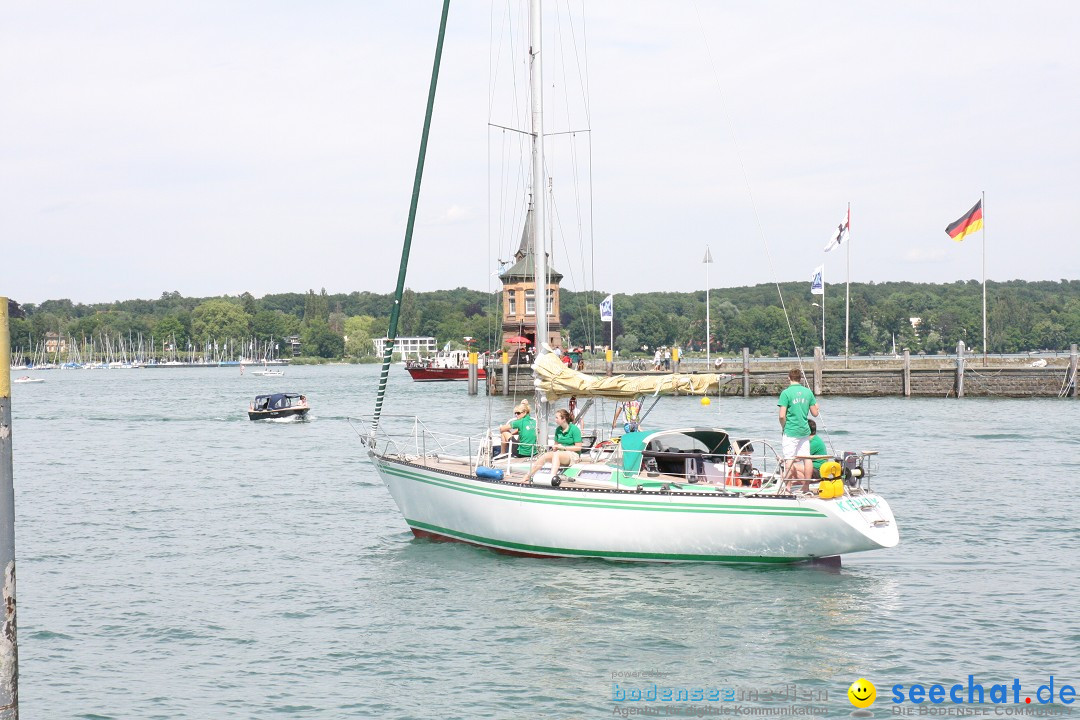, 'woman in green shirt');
523,408,582,483
498,400,537,457
807,419,829,479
